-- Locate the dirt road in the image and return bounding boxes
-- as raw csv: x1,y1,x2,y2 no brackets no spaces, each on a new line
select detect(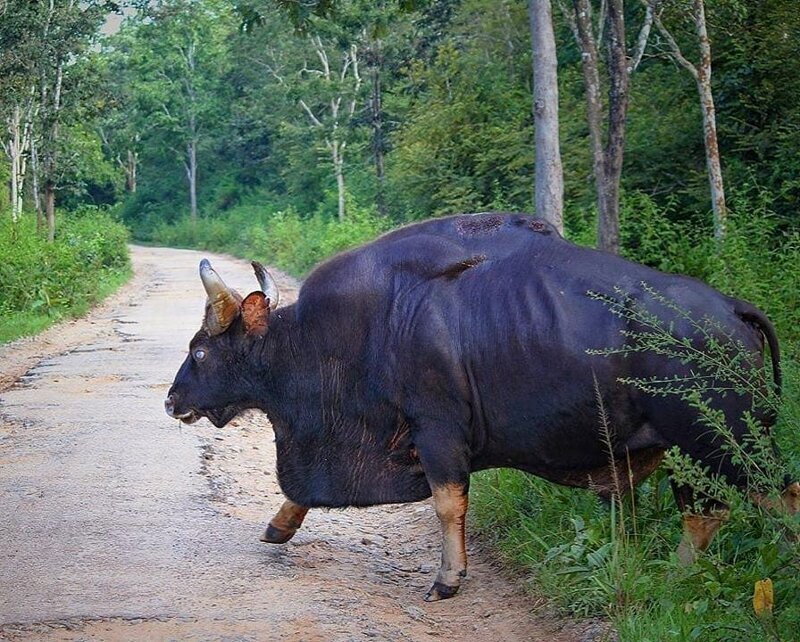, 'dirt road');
0,246,579,641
